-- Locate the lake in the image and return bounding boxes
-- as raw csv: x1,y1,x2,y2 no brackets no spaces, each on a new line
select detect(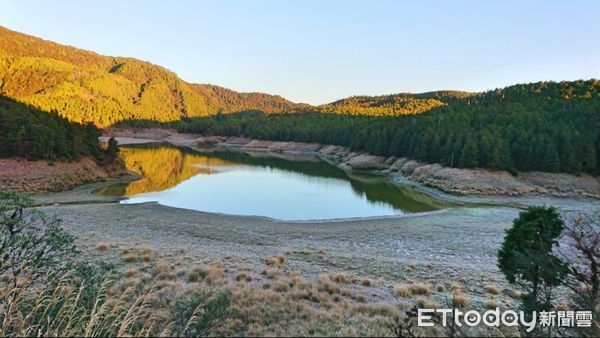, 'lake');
98,143,450,220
